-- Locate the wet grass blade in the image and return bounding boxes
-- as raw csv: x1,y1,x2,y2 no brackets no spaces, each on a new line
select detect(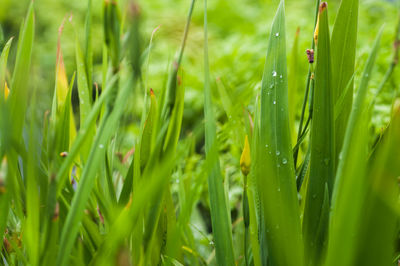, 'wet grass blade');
331,0,359,168
203,0,235,265
302,3,333,265
257,1,303,265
